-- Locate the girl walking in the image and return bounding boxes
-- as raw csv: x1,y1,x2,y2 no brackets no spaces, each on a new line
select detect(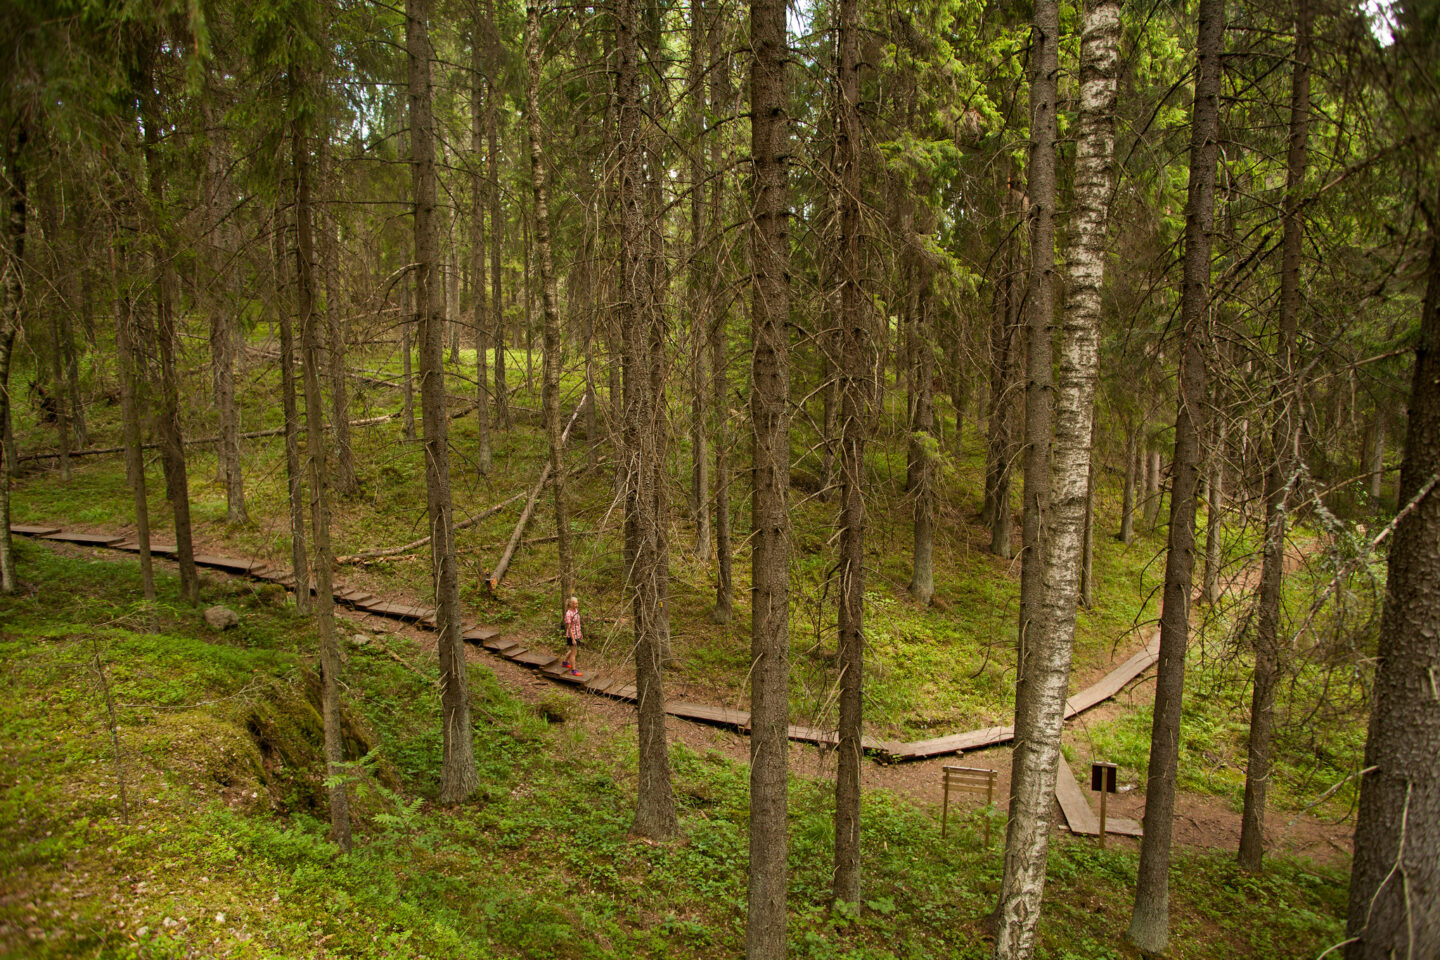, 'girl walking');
562,596,583,676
